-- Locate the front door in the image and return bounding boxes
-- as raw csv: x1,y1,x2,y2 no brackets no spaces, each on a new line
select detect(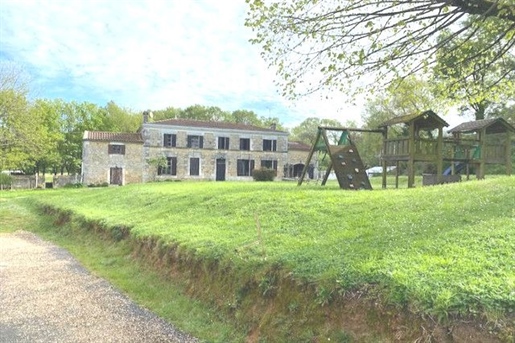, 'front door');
110,167,123,185
216,159,226,181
